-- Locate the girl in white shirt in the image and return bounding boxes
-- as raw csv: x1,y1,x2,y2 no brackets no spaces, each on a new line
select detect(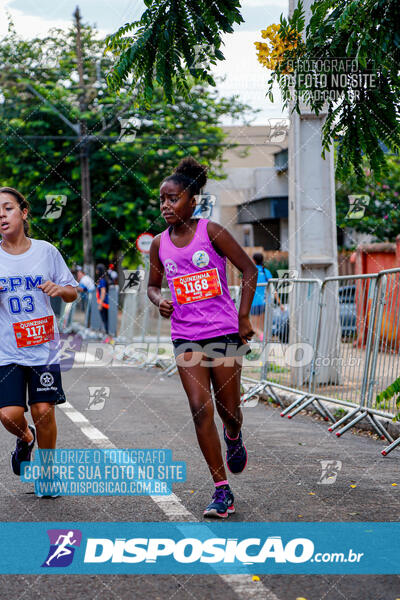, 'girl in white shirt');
0,187,78,493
